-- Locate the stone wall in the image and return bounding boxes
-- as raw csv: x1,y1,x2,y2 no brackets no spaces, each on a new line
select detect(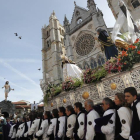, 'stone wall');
0,100,15,116
45,63,140,111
